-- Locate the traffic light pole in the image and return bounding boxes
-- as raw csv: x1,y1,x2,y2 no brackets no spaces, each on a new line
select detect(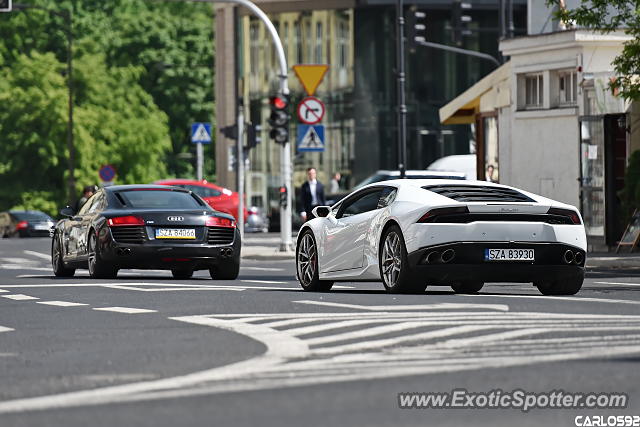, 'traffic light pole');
396,0,407,179
185,0,292,251
237,99,245,238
